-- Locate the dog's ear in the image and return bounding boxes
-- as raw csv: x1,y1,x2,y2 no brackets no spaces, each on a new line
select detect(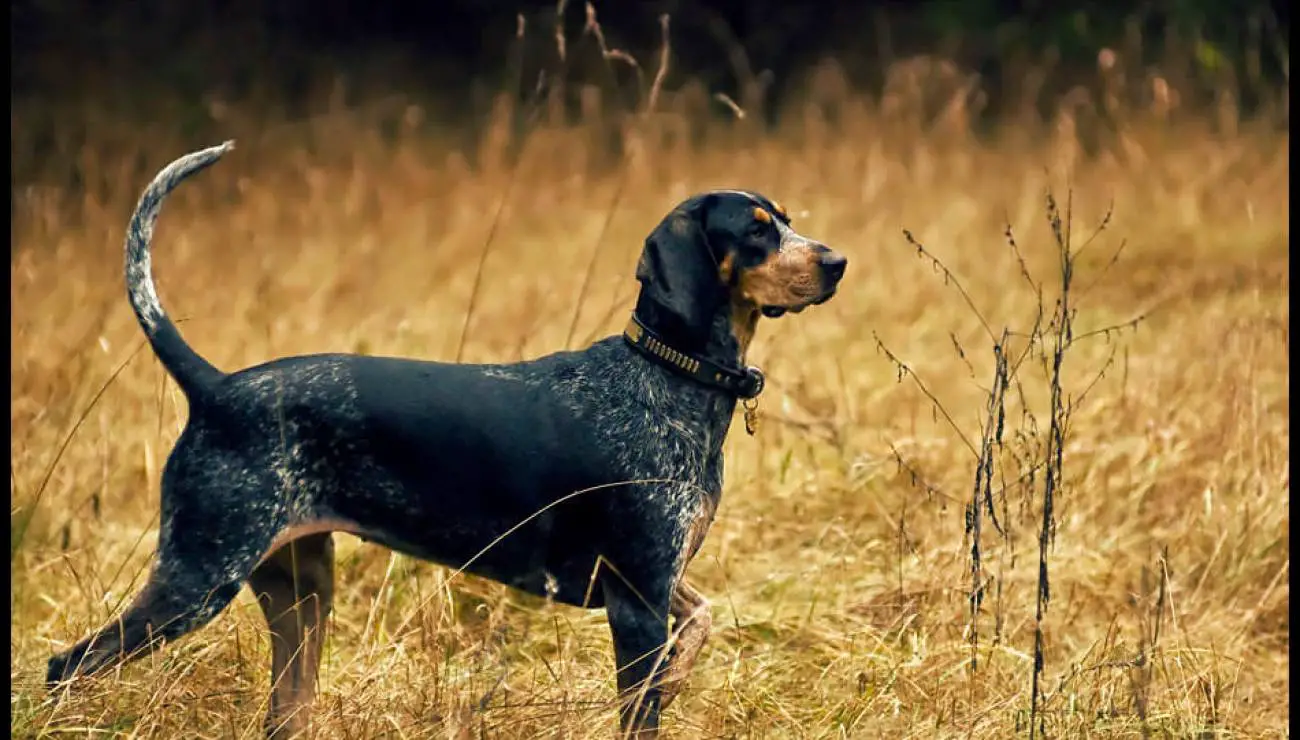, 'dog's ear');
635,195,724,346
